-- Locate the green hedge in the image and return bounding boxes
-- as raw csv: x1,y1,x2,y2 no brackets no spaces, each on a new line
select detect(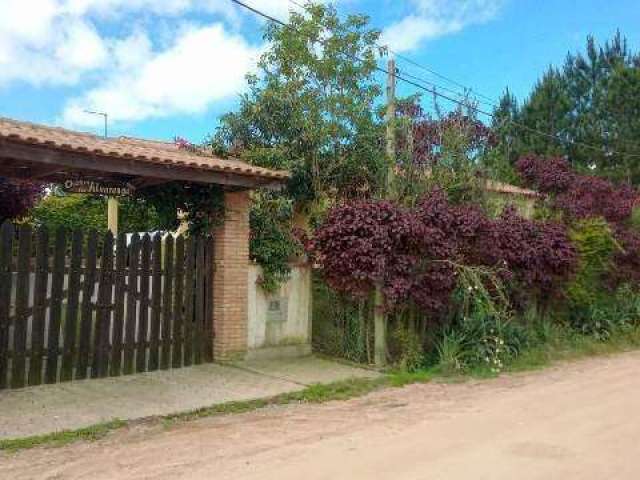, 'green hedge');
28,194,161,233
